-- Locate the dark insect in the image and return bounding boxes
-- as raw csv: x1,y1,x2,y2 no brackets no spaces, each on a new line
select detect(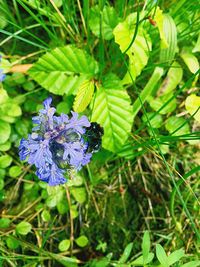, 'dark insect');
84,122,104,153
